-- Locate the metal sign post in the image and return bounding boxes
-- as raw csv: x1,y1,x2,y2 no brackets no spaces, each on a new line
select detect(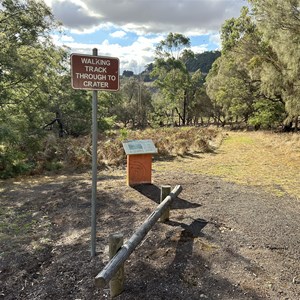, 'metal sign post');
91,48,98,257
70,49,119,257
